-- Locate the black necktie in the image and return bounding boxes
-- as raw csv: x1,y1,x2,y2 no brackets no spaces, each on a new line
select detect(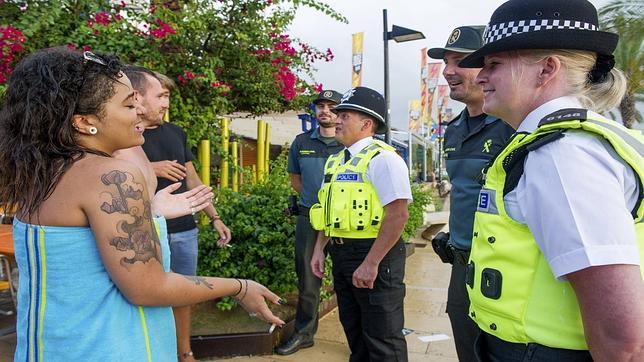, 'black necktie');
344,149,351,163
